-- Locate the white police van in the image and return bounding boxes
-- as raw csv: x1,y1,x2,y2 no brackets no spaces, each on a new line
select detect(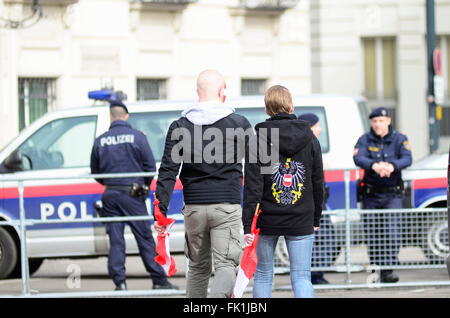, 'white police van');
0,94,446,278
